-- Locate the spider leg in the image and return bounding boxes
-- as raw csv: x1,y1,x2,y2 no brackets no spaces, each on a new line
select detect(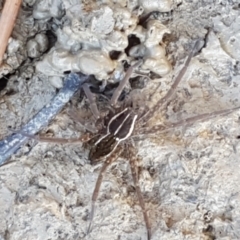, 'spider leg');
87,160,110,235
110,60,143,106
68,108,98,133
141,40,203,124
142,106,240,135
82,83,100,119
87,146,123,235
127,143,151,240
18,131,92,144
